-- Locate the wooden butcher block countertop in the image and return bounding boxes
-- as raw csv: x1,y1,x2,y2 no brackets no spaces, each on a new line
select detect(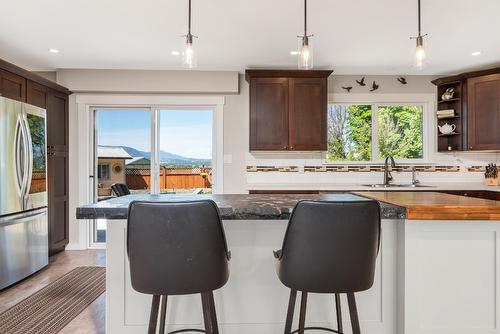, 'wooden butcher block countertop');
353,191,500,220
